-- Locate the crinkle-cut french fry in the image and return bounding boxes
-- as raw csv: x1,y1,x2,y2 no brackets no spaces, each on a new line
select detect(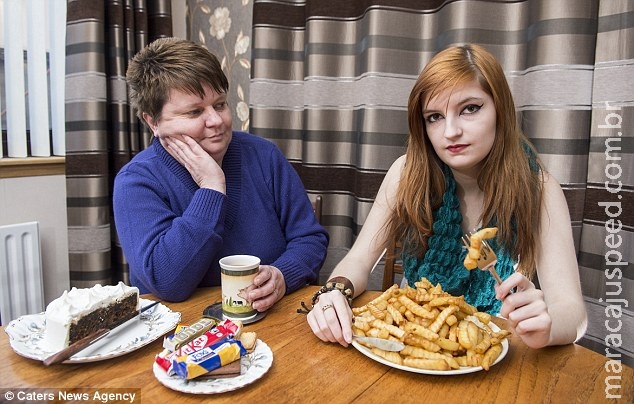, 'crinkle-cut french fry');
466,349,482,367
415,290,437,302
404,346,460,369
366,327,380,338
403,357,450,371
455,355,468,367
354,284,398,314
446,314,458,327
456,299,478,316
387,303,405,326
454,310,468,321
398,295,436,319
429,305,458,333
458,320,473,349
418,318,433,328
474,311,492,325
464,227,498,270
402,309,417,323
403,322,439,341
437,337,461,352
414,278,434,290
352,326,366,336
490,329,511,345
479,320,494,335
404,285,418,300
481,343,503,370
428,284,443,294
384,313,394,326
353,318,371,332
474,332,492,354
428,296,461,307
475,227,498,240
371,319,406,339
438,323,450,338
467,321,480,349
376,327,390,340
464,257,478,270
448,323,458,342
494,329,511,339
352,306,367,315
371,347,403,365
368,303,386,320
403,334,441,353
